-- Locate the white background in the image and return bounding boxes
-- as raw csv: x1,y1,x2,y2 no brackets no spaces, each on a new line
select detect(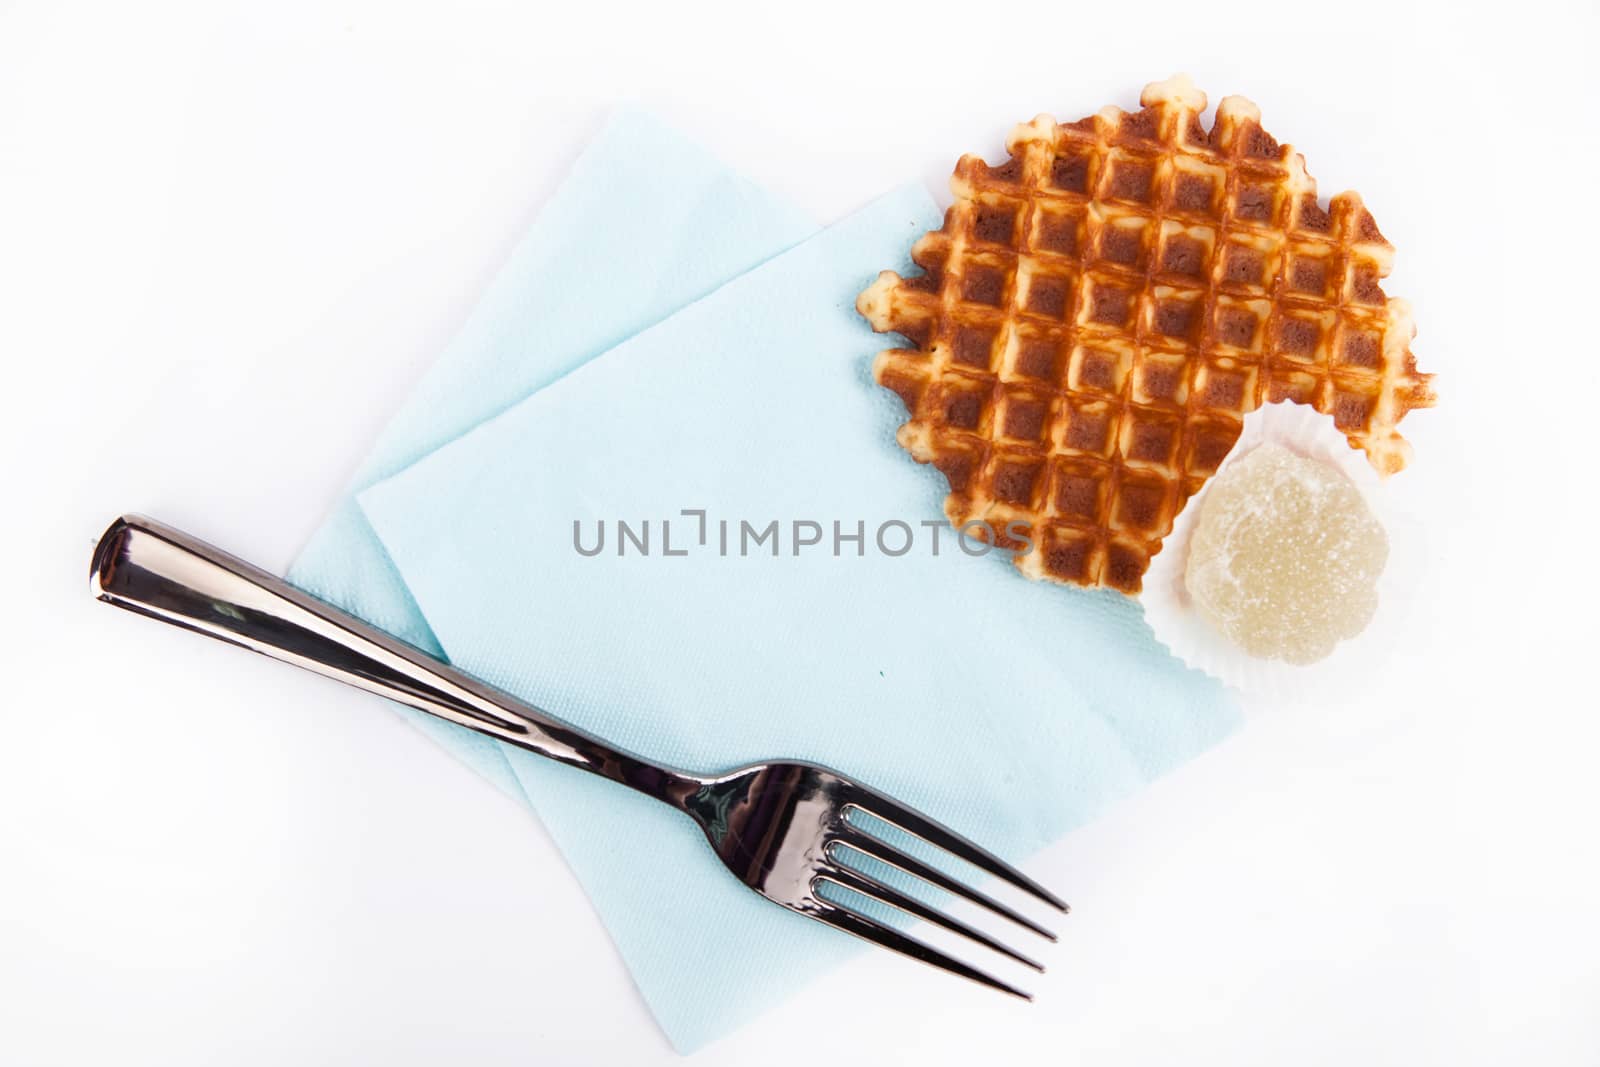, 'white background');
4,1,1598,1063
